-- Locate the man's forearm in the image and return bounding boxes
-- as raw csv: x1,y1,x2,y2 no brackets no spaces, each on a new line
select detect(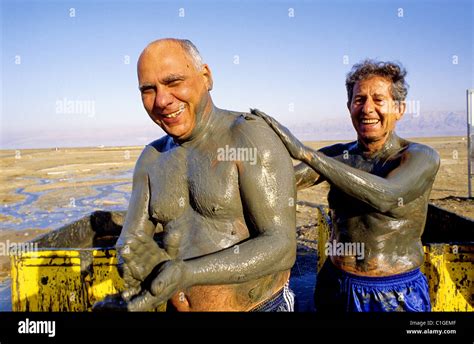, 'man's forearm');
183,234,296,287
294,162,321,190
305,151,405,212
